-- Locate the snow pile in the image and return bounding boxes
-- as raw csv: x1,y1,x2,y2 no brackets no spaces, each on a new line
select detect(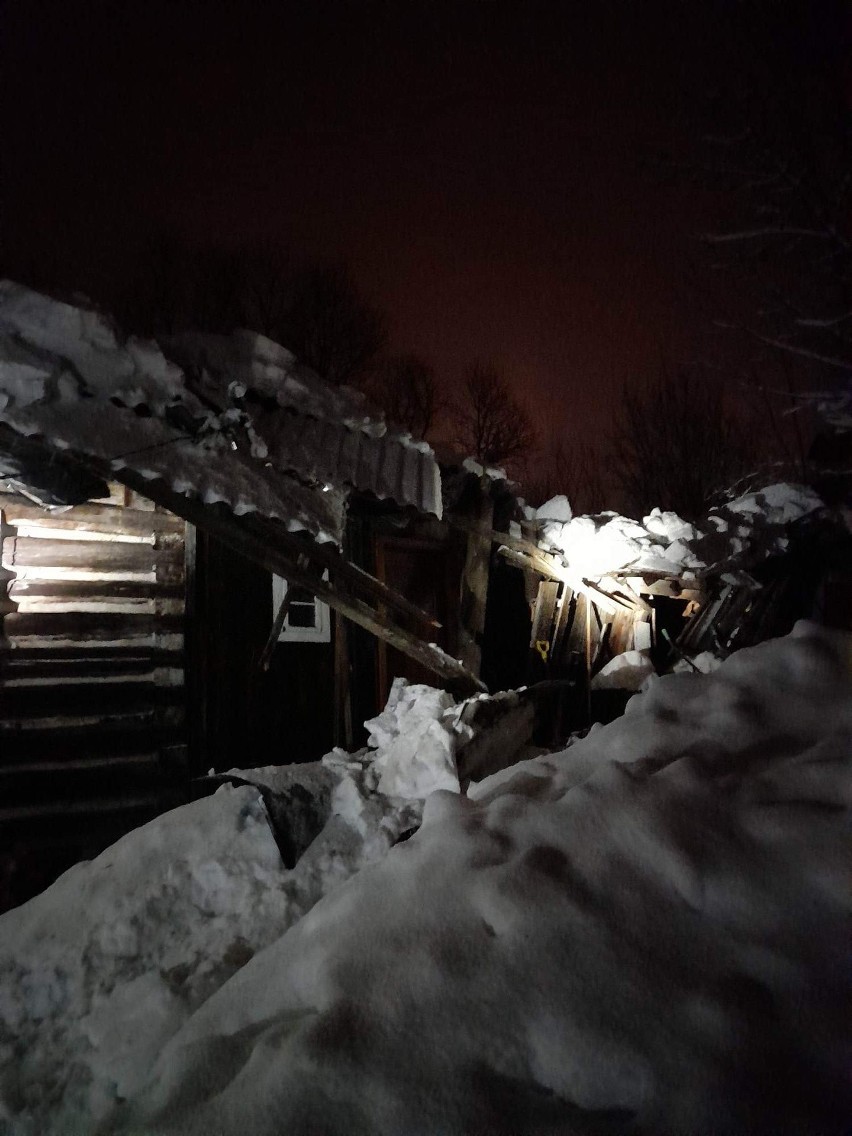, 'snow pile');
364,678,459,798
0,764,419,1134
85,623,852,1136
590,648,655,691
537,483,823,579
0,678,532,1134
362,678,535,795
3,627,851,1134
